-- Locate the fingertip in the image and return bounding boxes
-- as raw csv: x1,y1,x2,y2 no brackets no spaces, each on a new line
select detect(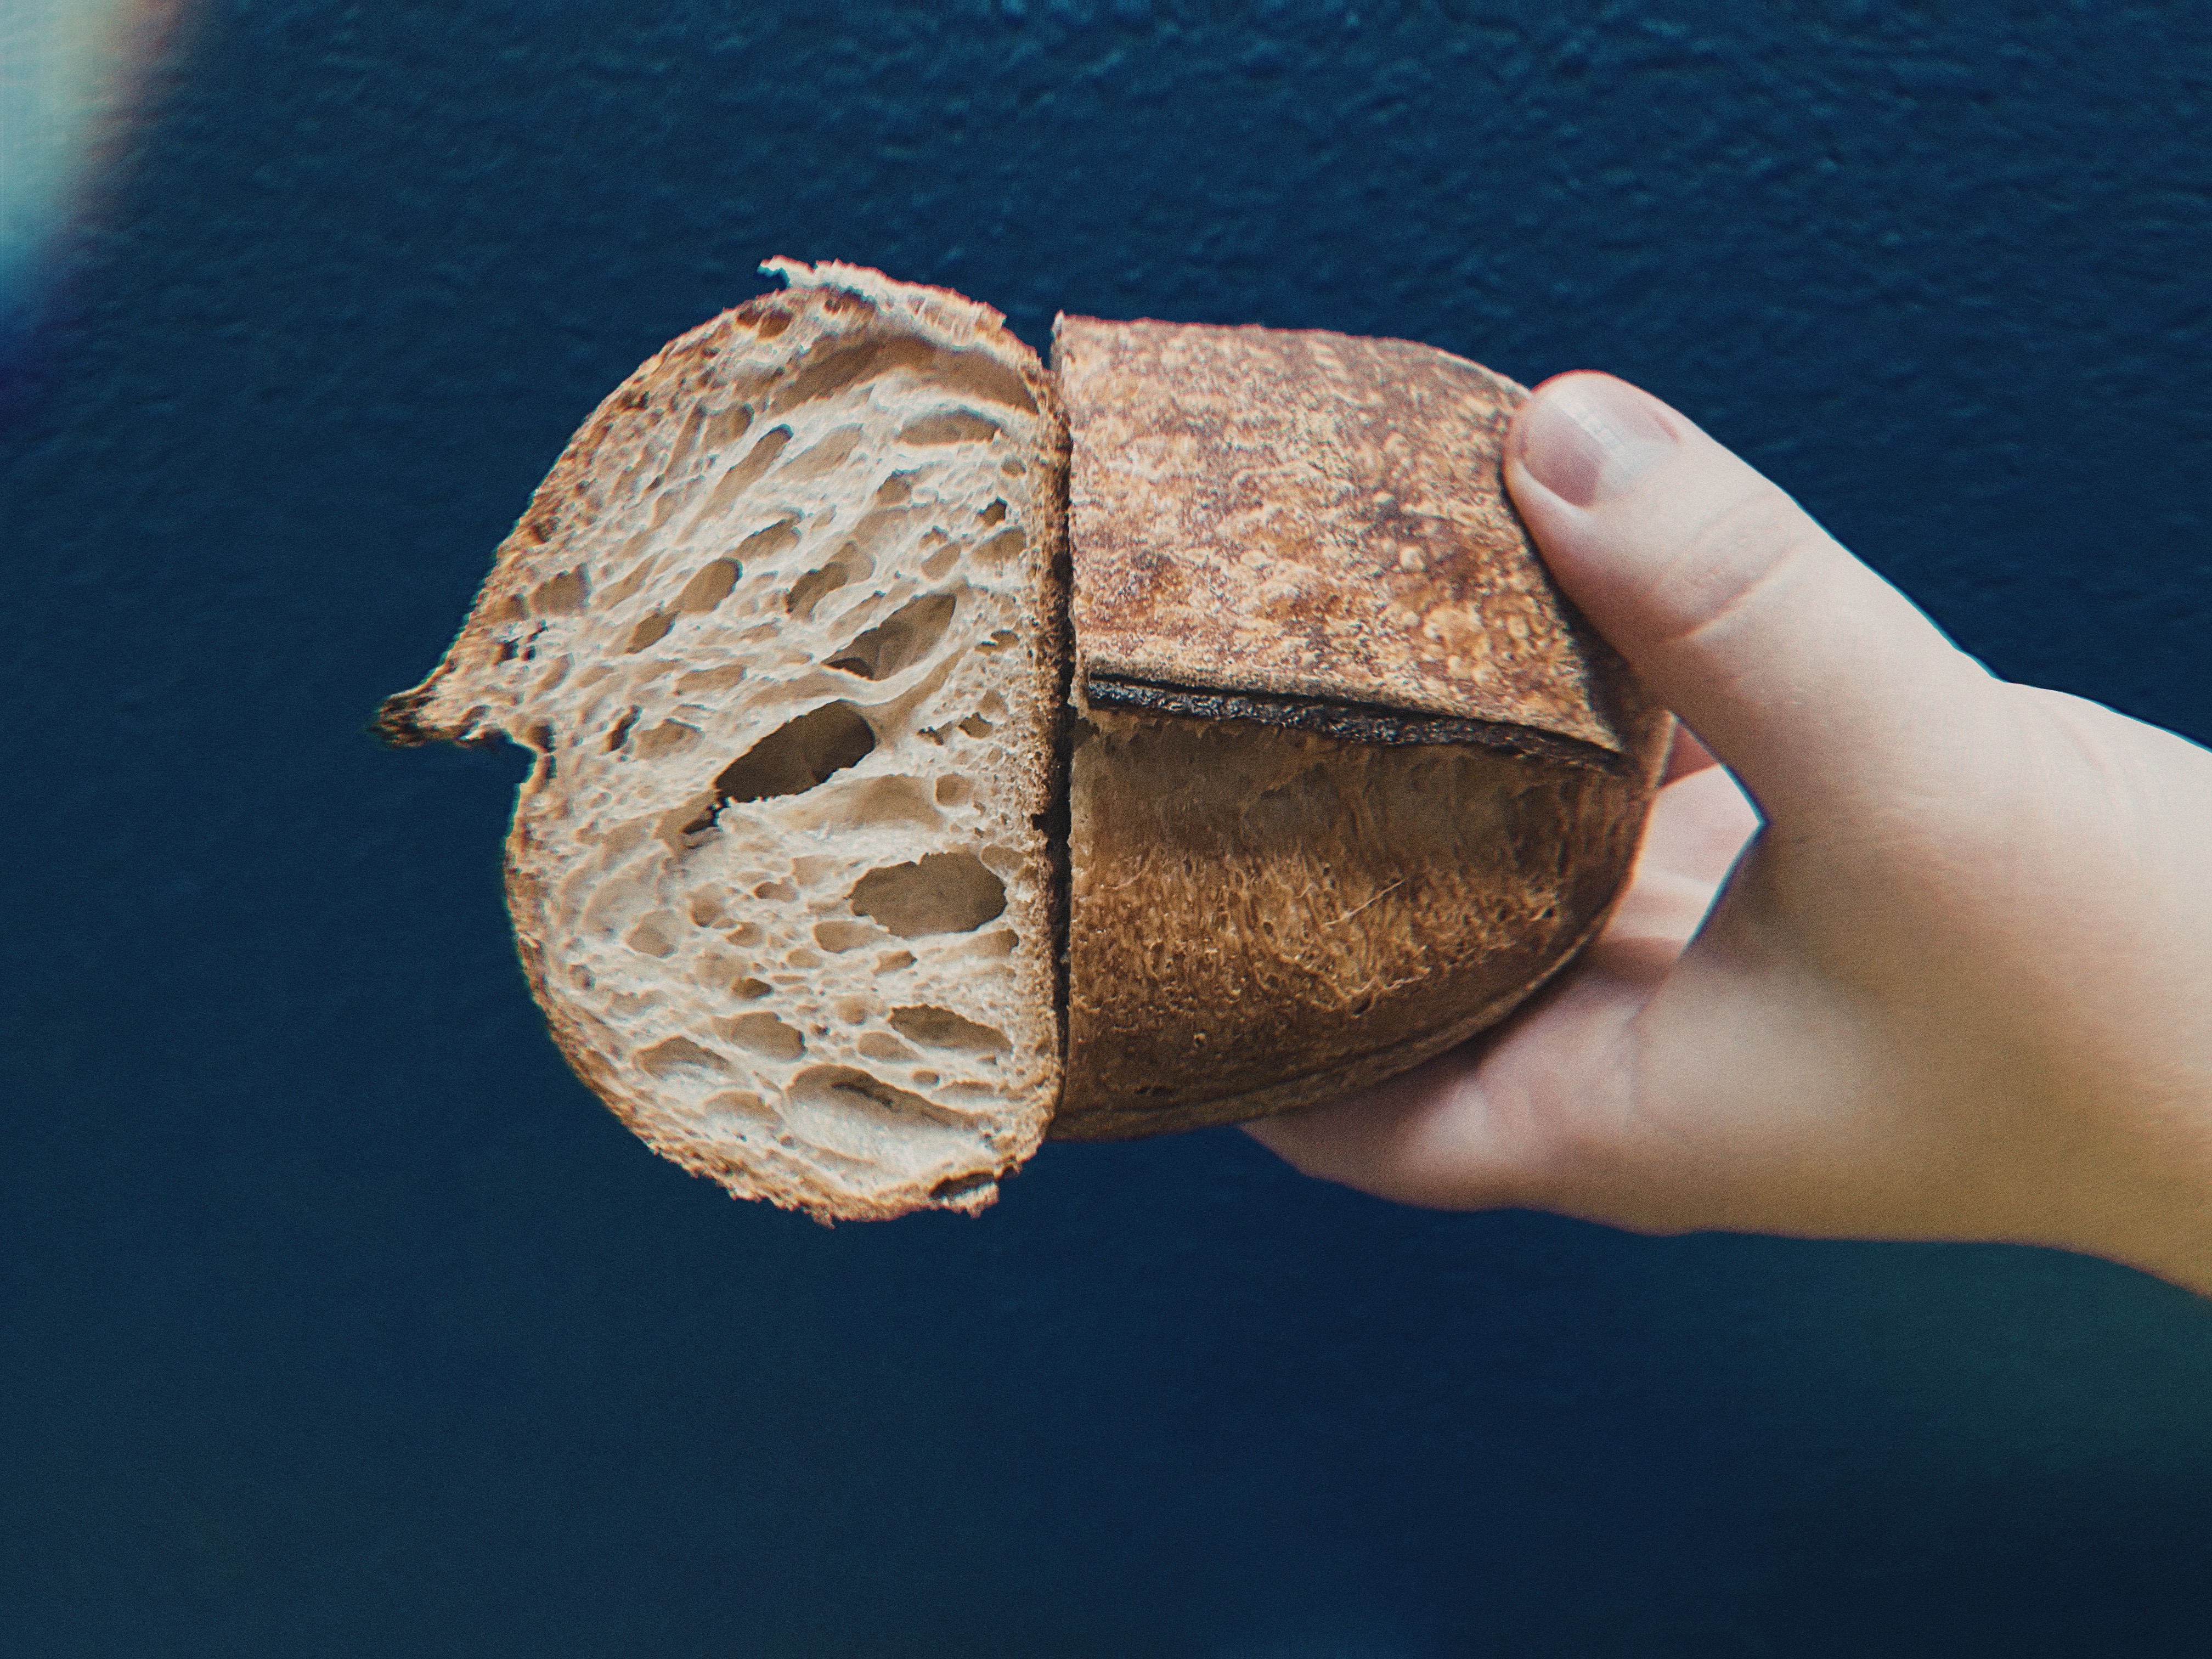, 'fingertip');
1508,372,1684,510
